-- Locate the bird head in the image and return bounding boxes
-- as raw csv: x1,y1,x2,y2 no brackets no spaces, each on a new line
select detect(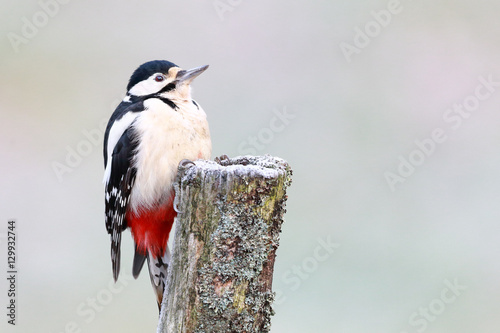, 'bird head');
126,60,208,102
